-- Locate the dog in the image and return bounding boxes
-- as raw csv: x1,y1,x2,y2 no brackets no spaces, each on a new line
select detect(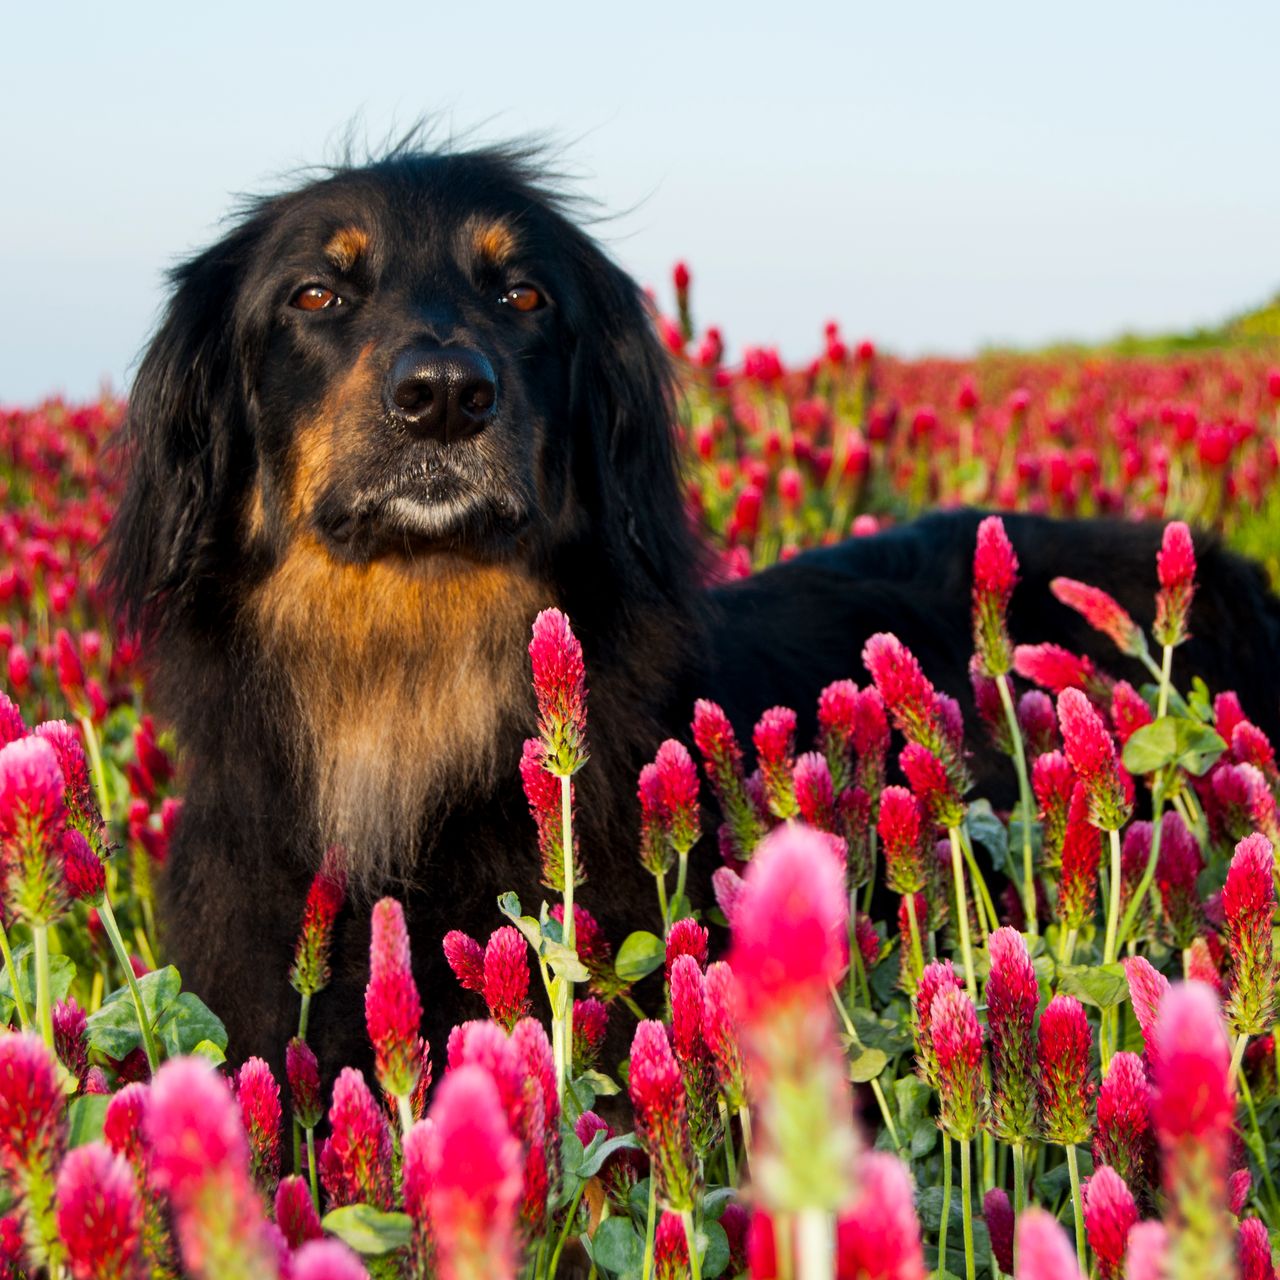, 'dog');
104,138,1280,1077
